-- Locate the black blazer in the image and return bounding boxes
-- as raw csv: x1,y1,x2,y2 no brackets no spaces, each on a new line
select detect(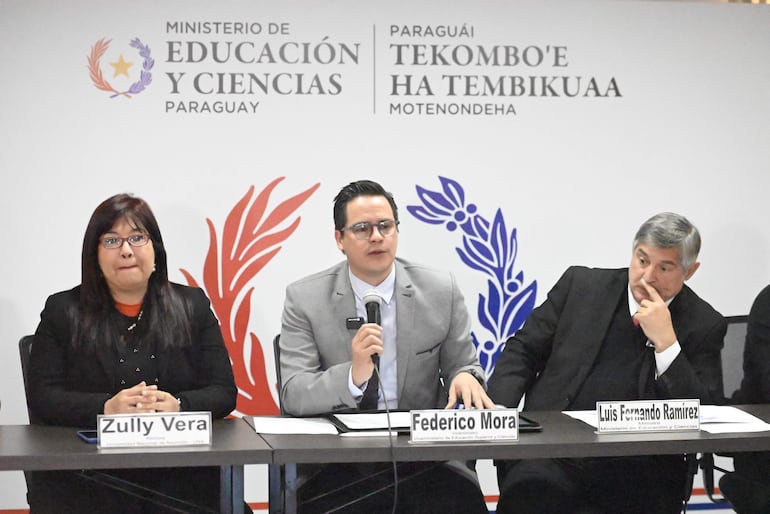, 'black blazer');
737,283,770,404
488,266,726,411
29,283,236,428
